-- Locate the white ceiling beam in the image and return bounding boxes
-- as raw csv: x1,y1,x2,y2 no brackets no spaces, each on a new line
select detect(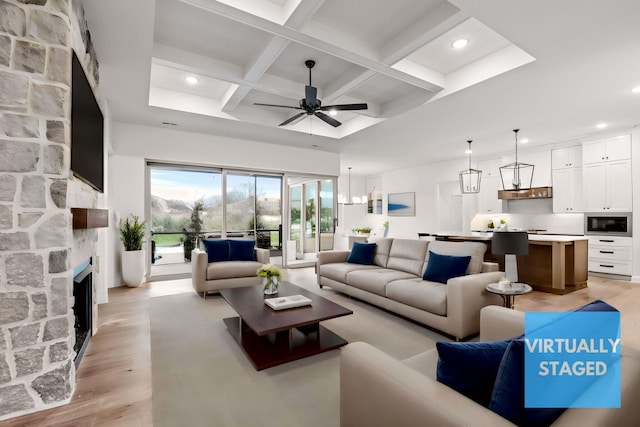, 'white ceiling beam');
178,0,444,93
382,90,437,118
153,43,303,99
221,36,290,112
220,0,325,112
379,3,469,65
283,0,325,28
322,69,377,105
